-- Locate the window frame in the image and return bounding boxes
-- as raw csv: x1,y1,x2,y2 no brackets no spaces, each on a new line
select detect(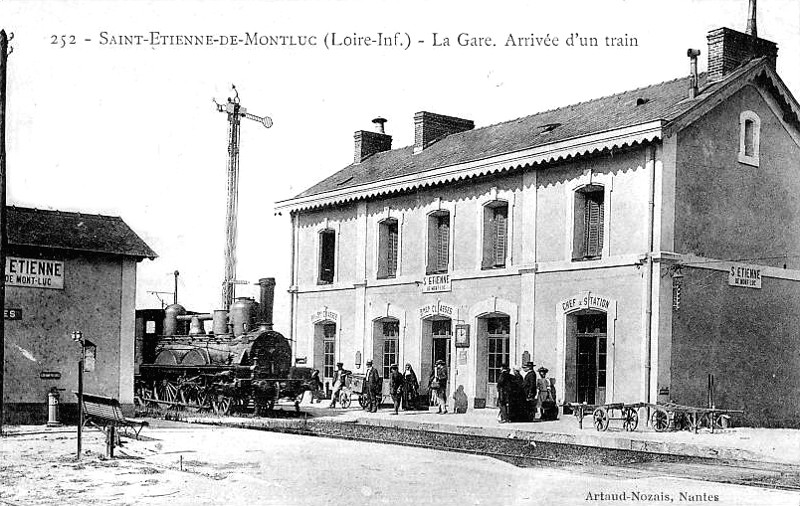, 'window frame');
738,110,761,167
426,210,451,275
376,217,400,279
317,228,337,285
572,184,605,261
481,200,509,270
